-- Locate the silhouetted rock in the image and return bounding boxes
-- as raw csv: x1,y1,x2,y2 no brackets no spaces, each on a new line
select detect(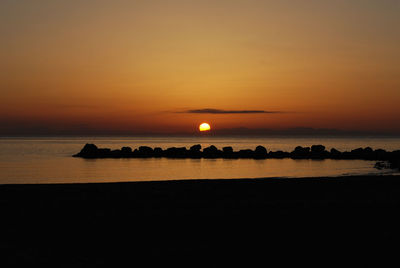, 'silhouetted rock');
291,146,311,159
311,145,325,153
374,149,387,160
154,147,163,157
203,145,222,158
237,149,254,158
135,146,153,157
97,148,111,157
254,146,267,159
364,147,373,153
268,151,289,158
190,144,201,152
375,161,390,170
110,149,122,158
189,145,202,158
73,143,98,158
222,146,234,158
203,145,218,153
310,145,328,159
350,147,376,160
164,147,188,158
330,148,342,159
72,144,400,169
350,148,364,159
121,147,132,153
139,146,153,153
222,146,233,154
